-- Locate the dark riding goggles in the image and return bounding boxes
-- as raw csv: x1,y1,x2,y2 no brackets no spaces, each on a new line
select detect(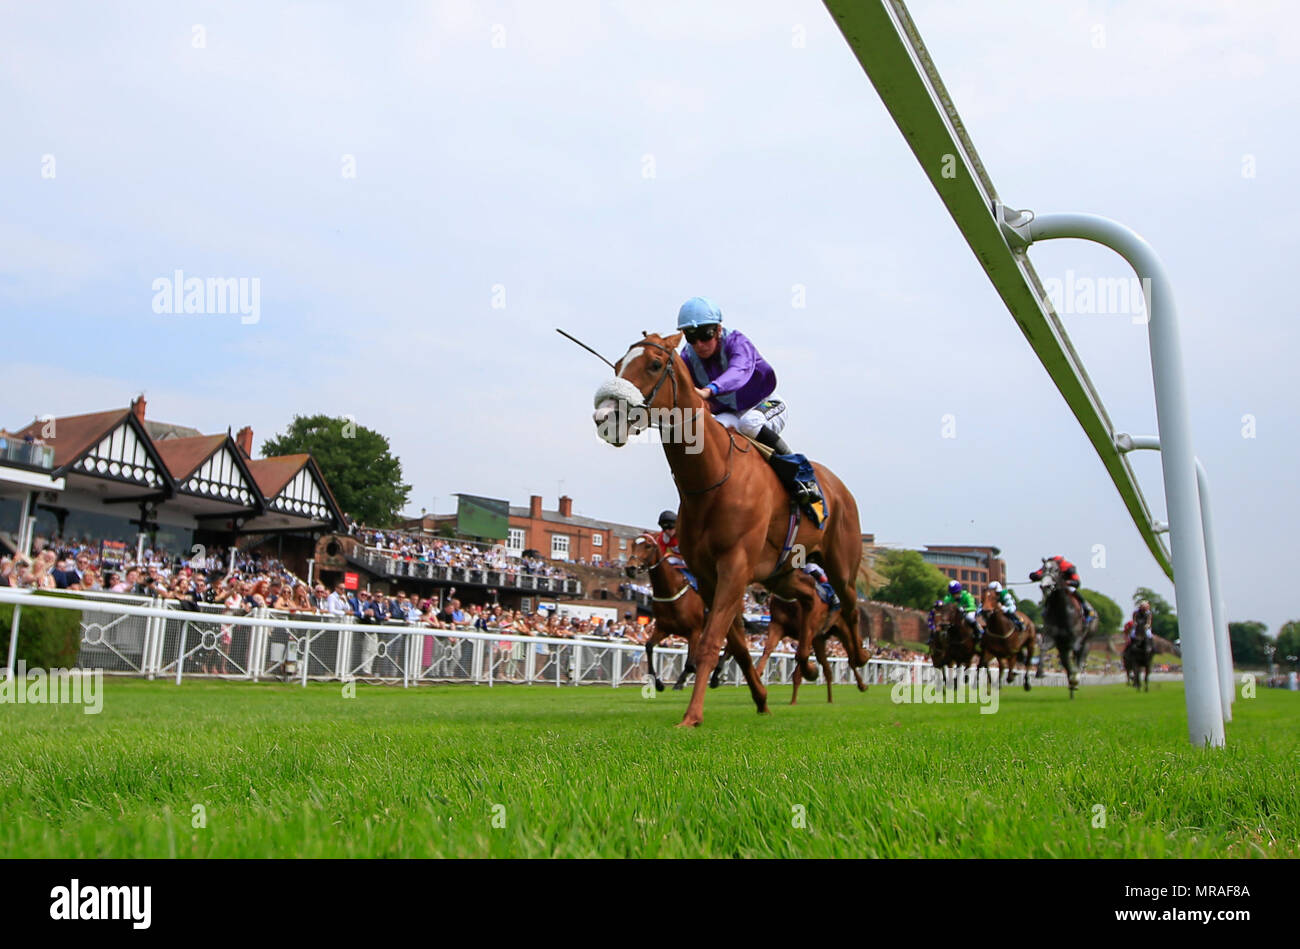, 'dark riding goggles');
683,324,718,344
